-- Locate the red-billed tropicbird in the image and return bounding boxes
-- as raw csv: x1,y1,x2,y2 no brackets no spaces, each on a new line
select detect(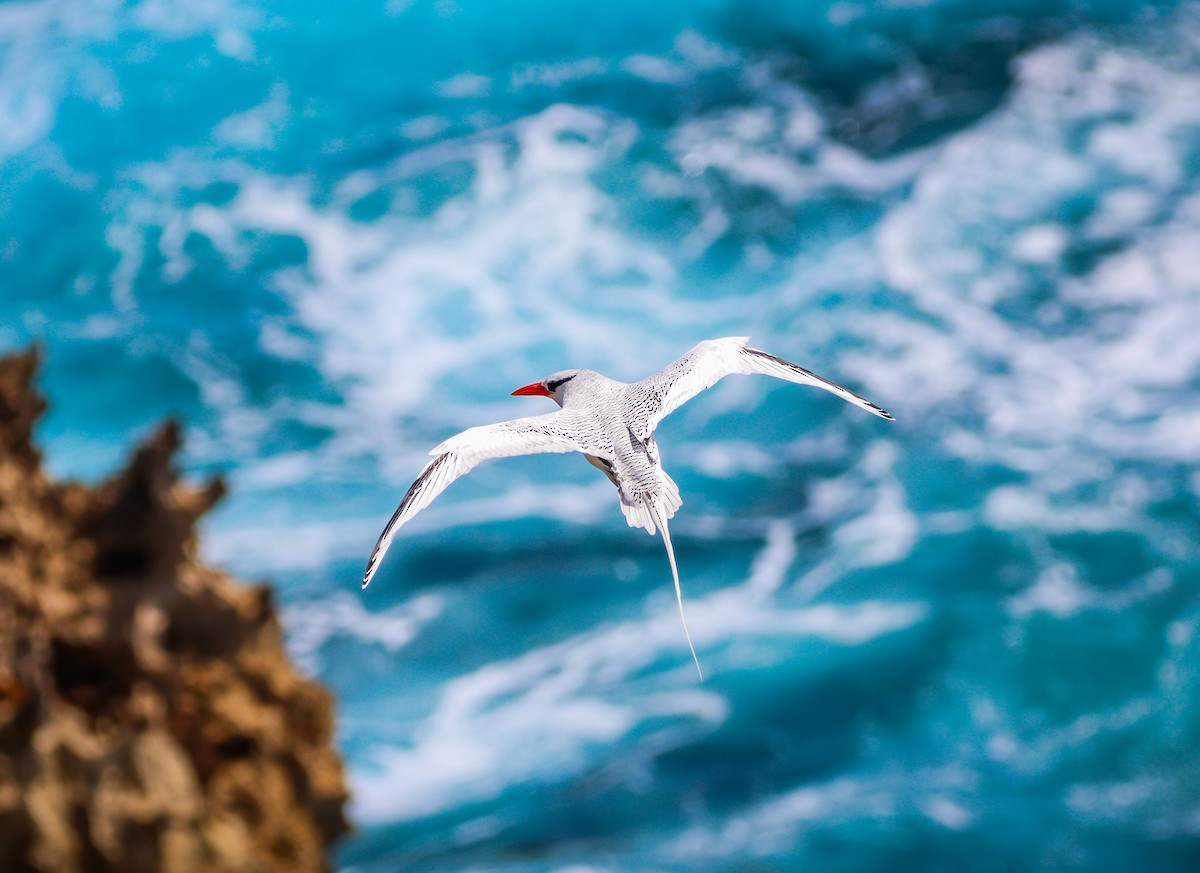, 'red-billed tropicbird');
362,337,893,678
